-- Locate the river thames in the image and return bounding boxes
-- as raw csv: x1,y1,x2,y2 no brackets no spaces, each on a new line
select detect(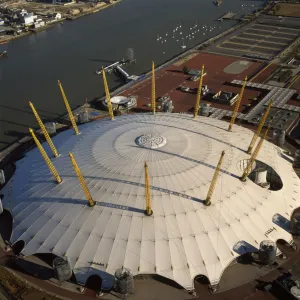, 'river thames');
0,0,266,149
